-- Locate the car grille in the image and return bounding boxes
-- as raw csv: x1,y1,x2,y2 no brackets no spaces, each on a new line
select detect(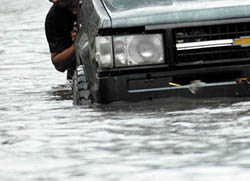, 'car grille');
173,22,250,66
